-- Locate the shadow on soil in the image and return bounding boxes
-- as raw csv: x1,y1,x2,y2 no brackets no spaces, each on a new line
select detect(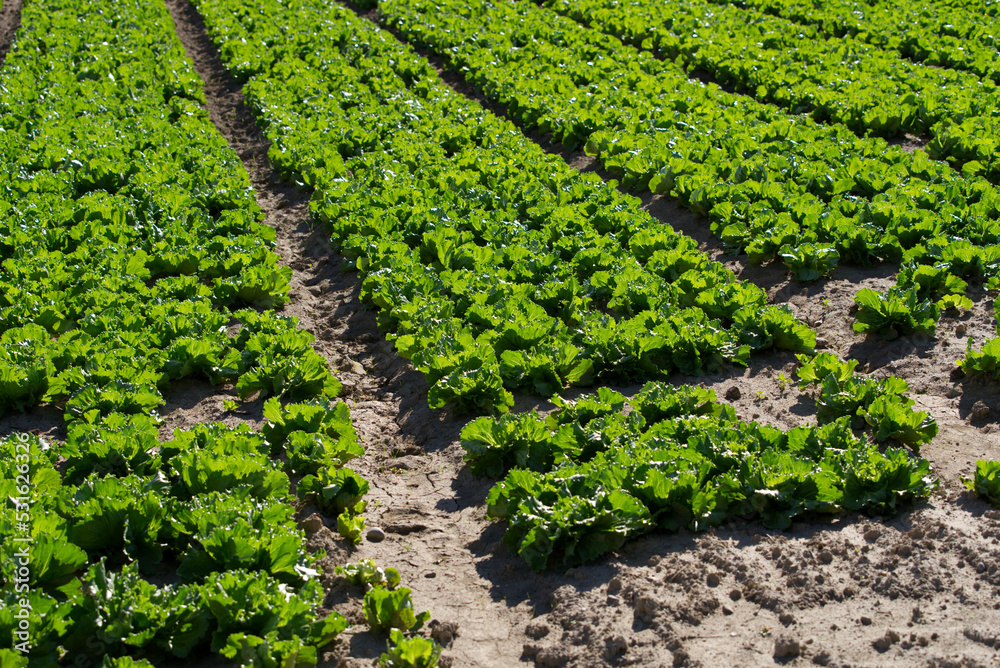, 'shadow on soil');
0,405,65,442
